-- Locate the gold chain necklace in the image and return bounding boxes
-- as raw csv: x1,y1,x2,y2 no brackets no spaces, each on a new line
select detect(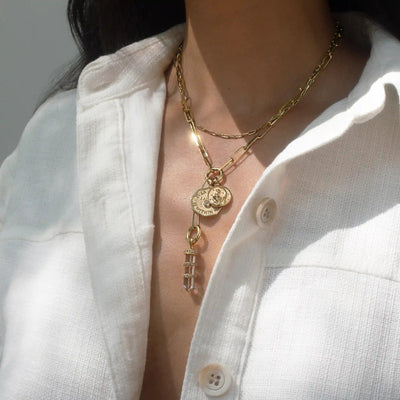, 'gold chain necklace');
174,21,343,293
